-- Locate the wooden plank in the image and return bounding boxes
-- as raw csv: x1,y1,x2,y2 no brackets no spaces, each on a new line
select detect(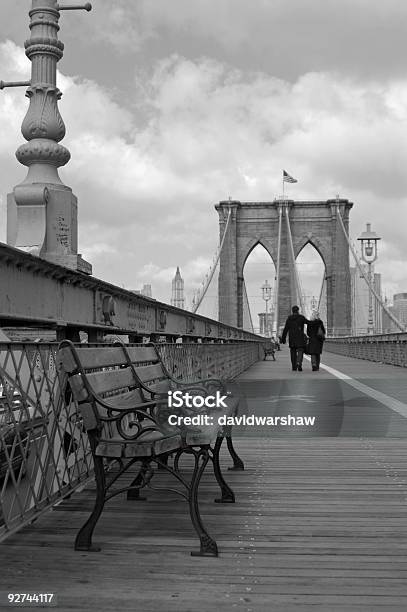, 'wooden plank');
73,347,128,369
3,436,407,610
147,380,171,394
86,367,135,395
135,364,166,384
61,346,158,373
126,346,158,364
103,388,145,408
